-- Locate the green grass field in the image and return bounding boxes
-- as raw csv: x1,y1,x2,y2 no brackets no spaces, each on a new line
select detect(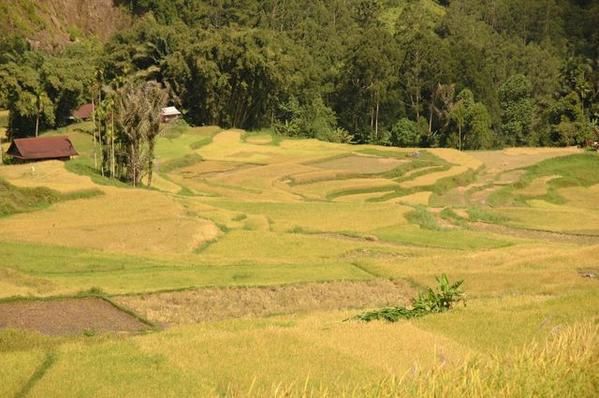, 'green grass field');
0,123,598,396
